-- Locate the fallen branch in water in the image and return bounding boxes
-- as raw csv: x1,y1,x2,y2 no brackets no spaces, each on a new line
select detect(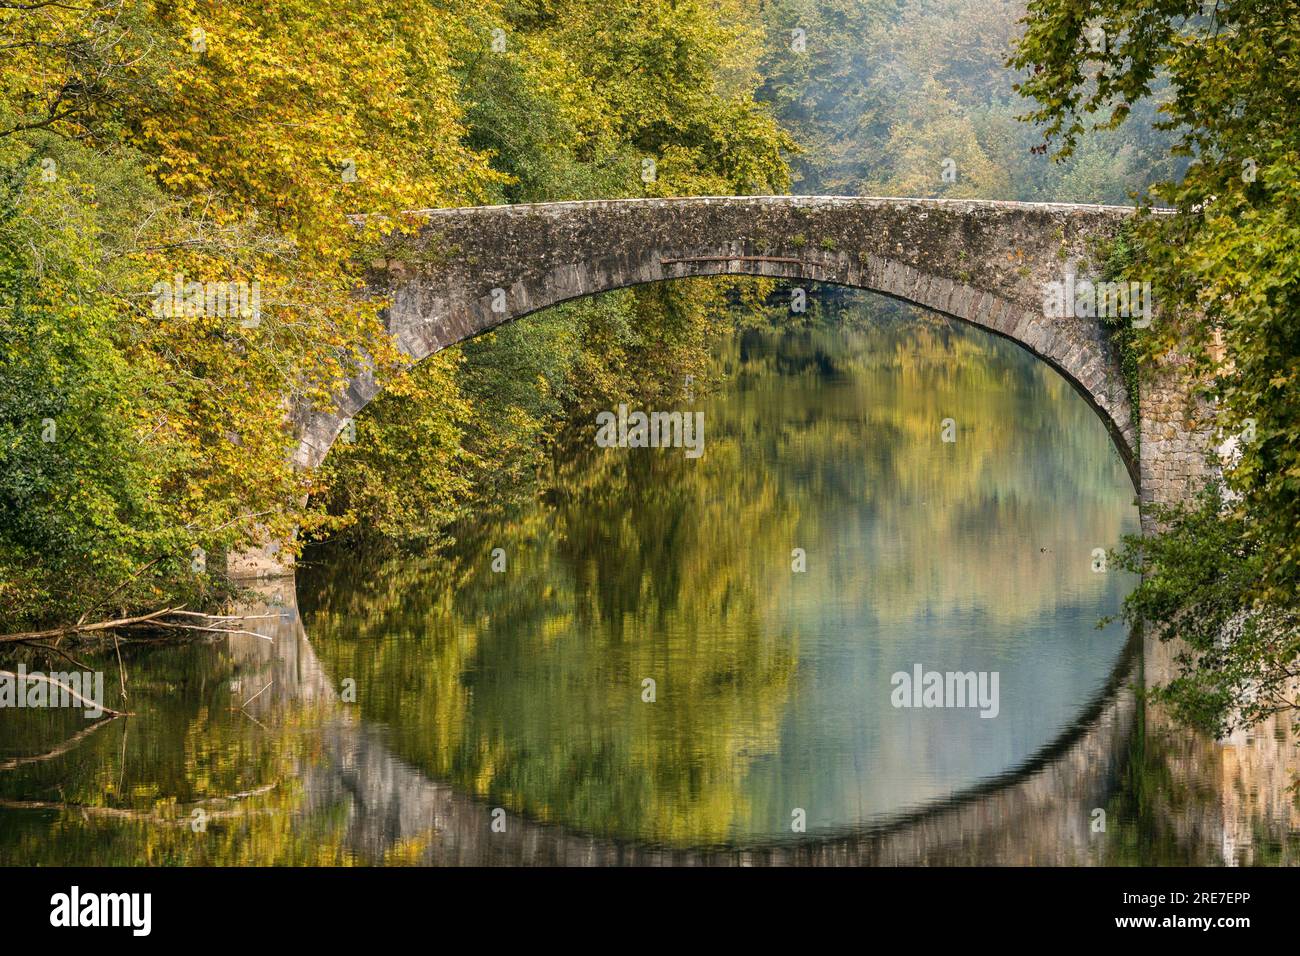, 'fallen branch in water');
111,629,128,702
71,510,276,629
1,609,280,711
0,608,278,647
0,782,280,820
0,608,182,645
146,621,273,642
